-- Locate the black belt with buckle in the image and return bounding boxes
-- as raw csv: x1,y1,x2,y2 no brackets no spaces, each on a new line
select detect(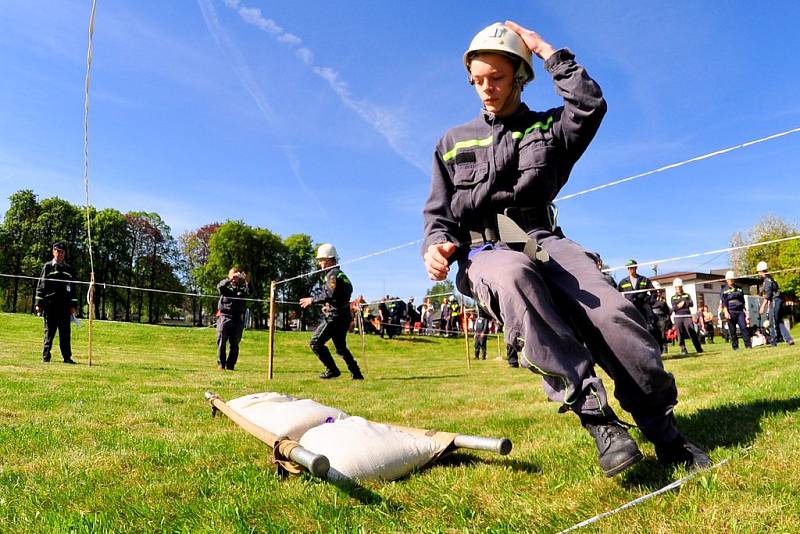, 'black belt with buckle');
467,207,550,263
